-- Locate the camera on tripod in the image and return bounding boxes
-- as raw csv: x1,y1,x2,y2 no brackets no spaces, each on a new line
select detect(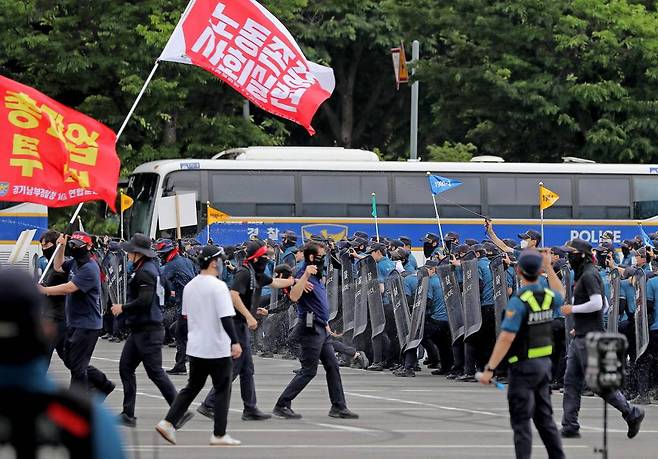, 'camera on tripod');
585,332,627,393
